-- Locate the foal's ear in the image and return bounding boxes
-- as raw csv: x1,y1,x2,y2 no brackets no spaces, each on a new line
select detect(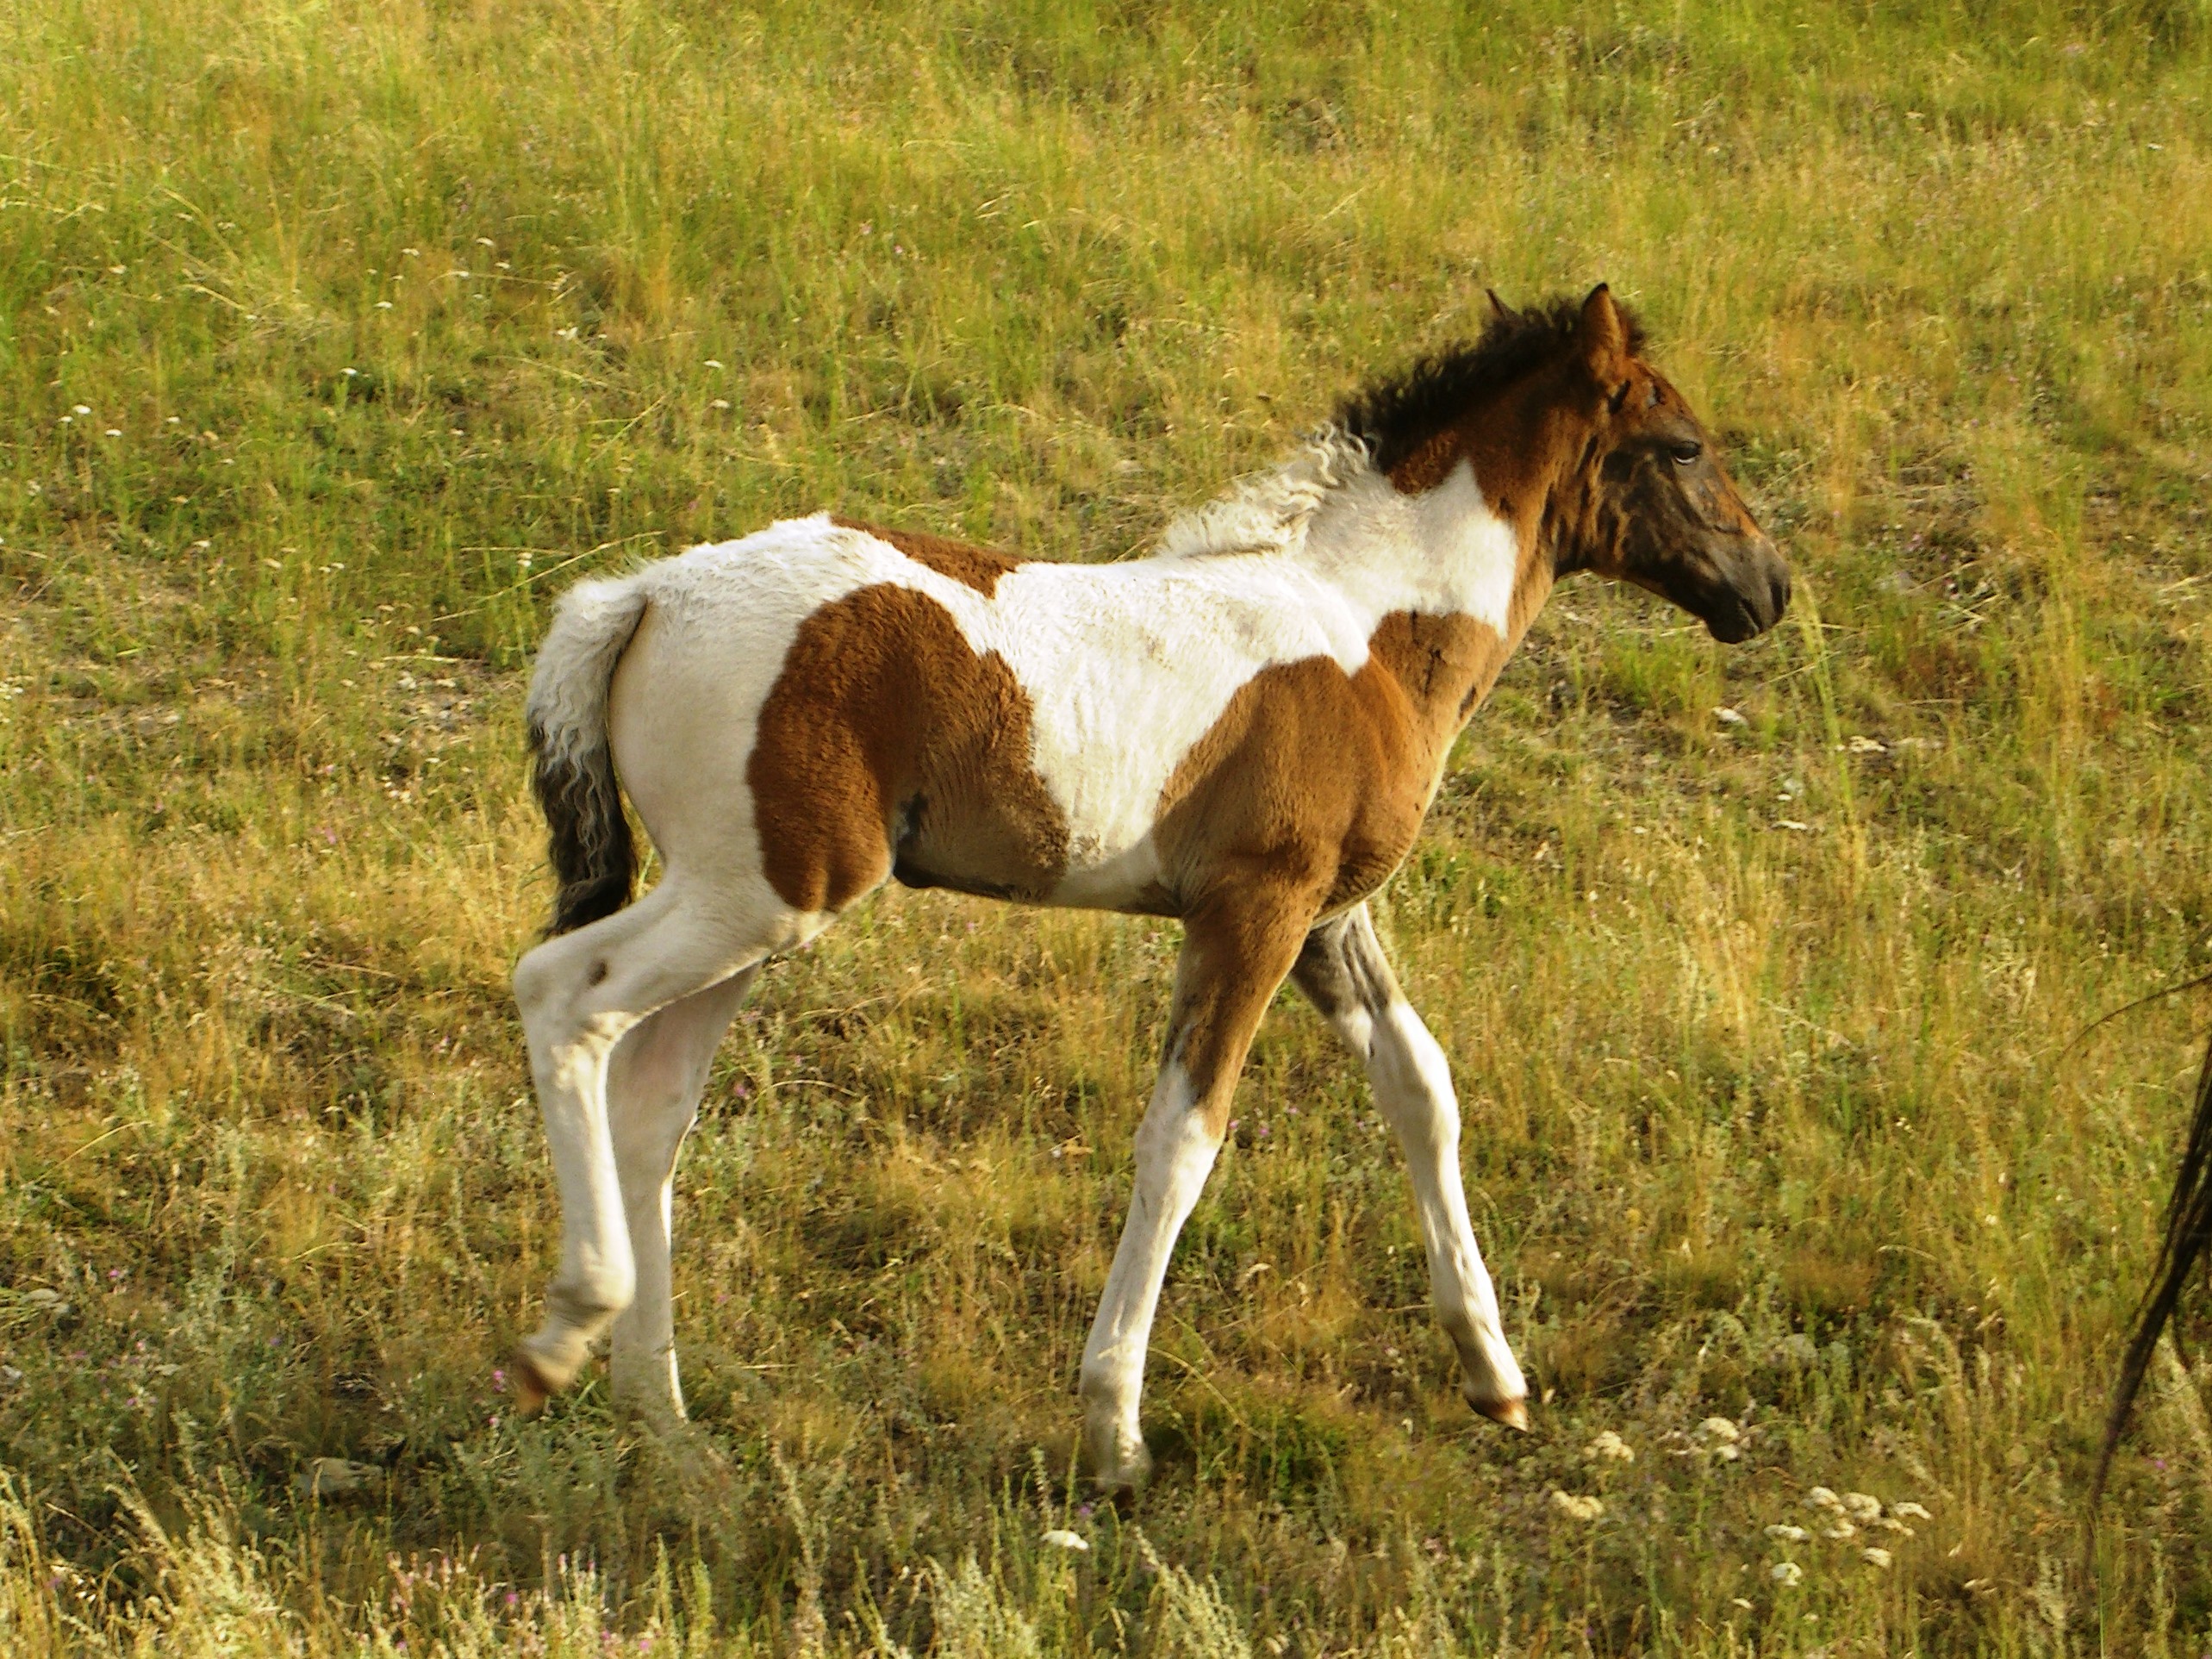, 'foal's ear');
1576,283,1630,378
1486,288,1517,322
